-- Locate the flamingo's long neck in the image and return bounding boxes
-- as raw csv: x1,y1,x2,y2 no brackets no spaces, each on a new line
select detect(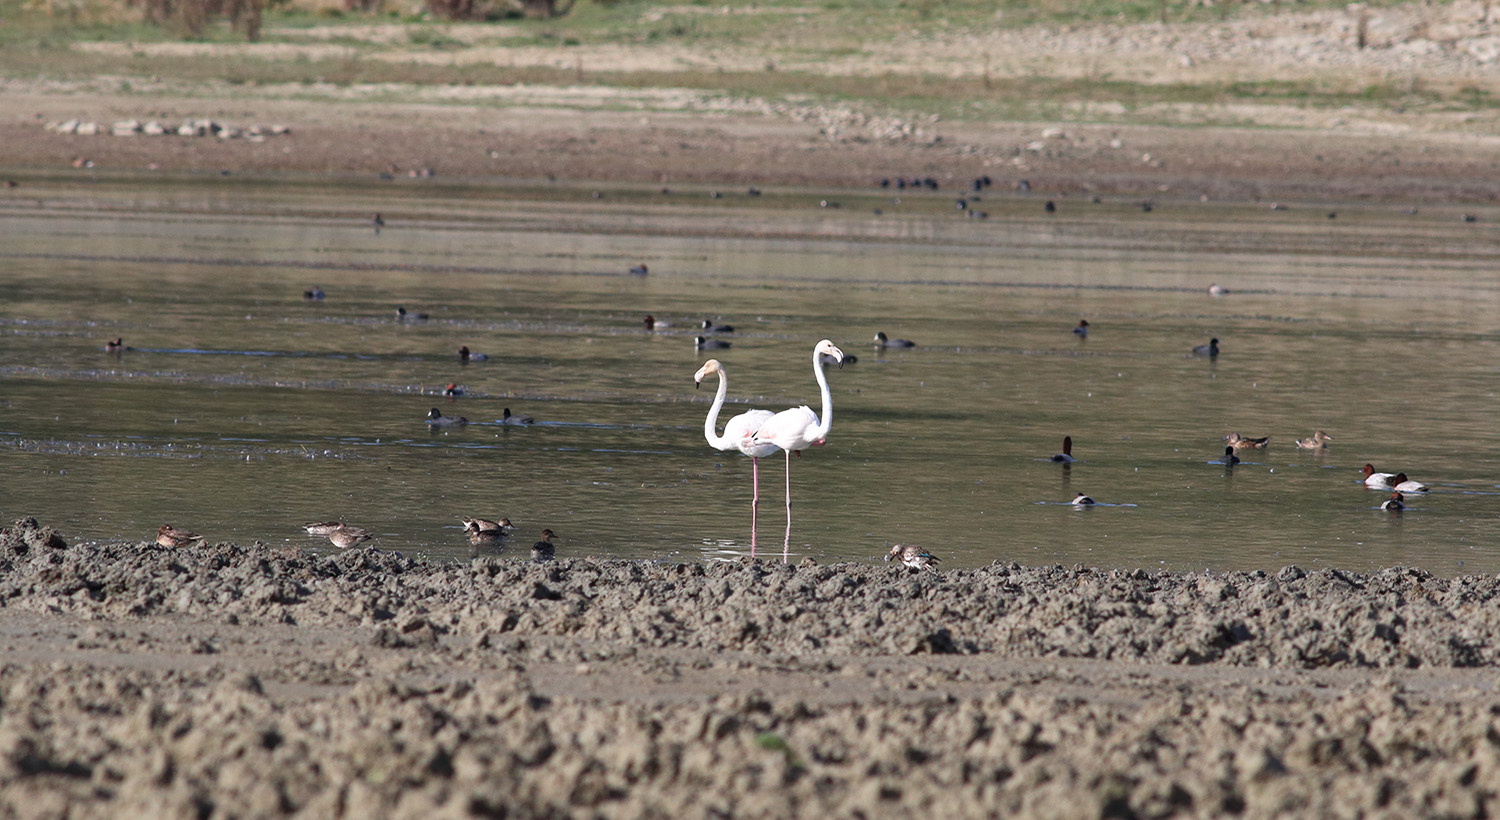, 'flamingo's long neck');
809,348,834,442
703,371,731,450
